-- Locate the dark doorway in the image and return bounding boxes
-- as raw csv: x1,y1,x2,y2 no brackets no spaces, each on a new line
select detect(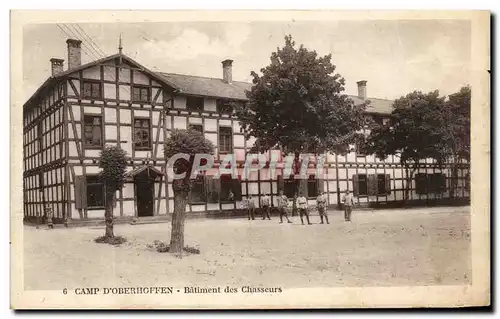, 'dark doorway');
136,179,154,217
